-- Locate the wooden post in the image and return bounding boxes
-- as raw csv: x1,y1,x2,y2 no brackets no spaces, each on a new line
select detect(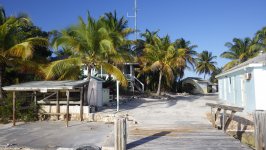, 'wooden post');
34,91,37,106
80,87,84,121
56,91,59,120
214,108,221,128
115,117,127,150
117,81,120,112
222,109,227,132
66,90,70,127
12,91,16,126
254,110,266,150
224,110,236,131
